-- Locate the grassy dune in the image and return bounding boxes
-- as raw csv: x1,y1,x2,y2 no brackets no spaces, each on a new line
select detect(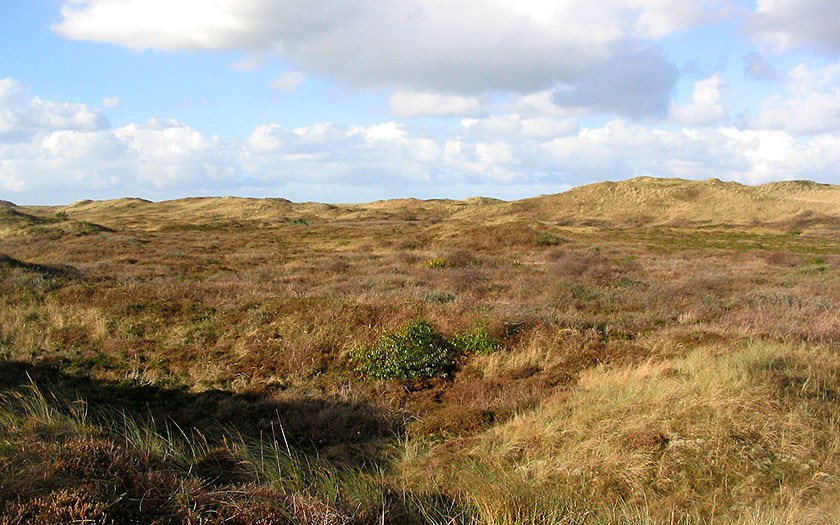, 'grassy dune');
1,177,838,523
